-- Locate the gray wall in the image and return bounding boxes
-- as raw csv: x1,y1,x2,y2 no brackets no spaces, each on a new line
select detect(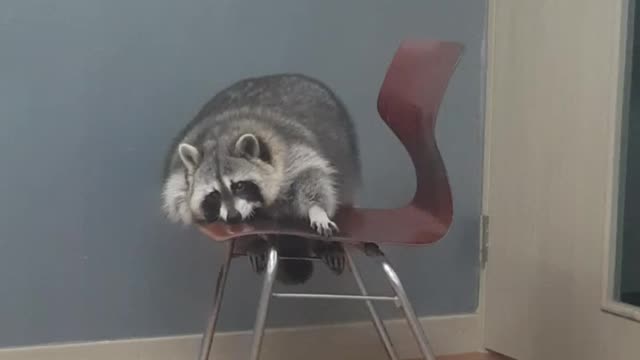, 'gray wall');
0,0,486,347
